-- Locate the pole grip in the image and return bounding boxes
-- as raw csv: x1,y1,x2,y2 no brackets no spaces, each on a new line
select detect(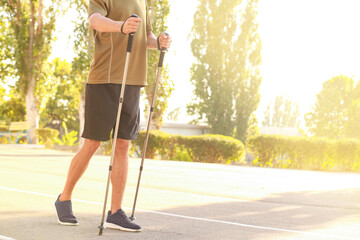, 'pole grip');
158,51,166,68
127,33,134,53
126,14,139,53
157,32,169,67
